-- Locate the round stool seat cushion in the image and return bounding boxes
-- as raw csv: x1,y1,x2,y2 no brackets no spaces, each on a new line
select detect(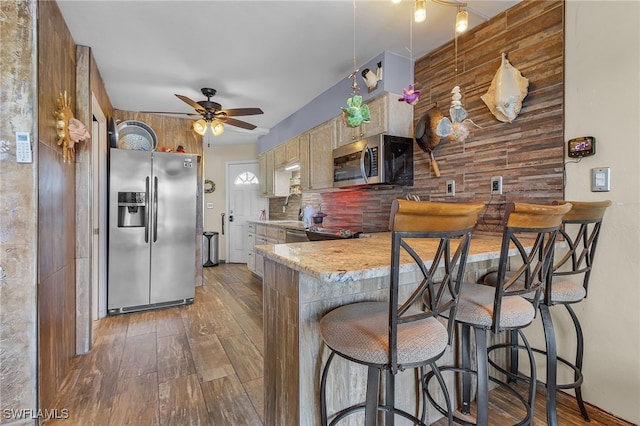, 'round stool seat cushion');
548,278,586,303
320,301,448,366
455,284,535,329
